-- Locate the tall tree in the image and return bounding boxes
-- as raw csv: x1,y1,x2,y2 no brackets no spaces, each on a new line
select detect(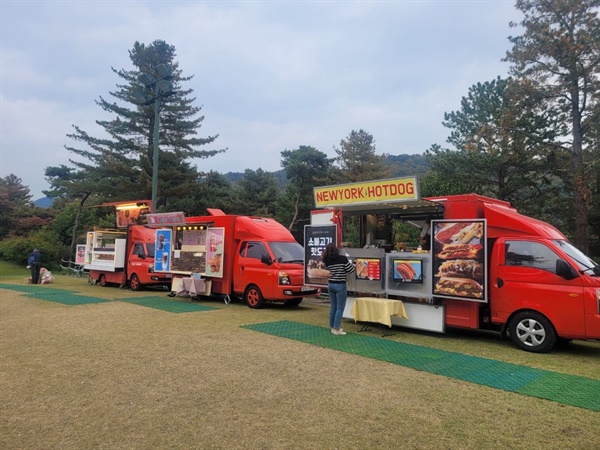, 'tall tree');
181,171,239,216
427,77,566,221
46,40,225,211
330,129,392,183
278,146,332,233
235,169,280,217
0,175,53,239
503,0,600,252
